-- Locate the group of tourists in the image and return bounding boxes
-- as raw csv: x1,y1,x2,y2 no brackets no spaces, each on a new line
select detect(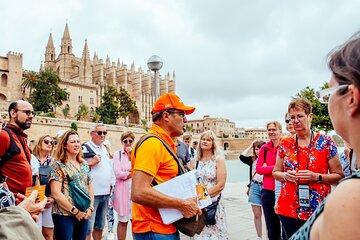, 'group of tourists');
2,30,360,240
240,32,360,240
